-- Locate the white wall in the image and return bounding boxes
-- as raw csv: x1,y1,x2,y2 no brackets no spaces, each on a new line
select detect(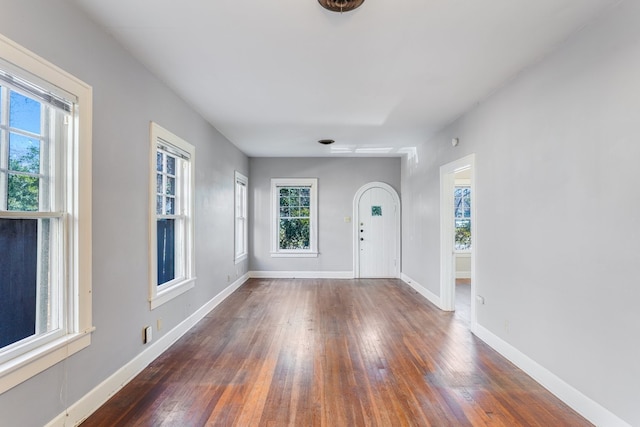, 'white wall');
0,1,248,425
401,2,640,425
249,157,401,273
